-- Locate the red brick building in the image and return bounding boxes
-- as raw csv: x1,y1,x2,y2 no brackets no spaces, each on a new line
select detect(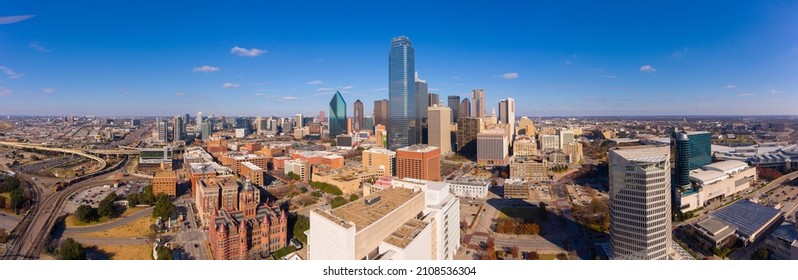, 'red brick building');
396,145,441,181
207,182,288,260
